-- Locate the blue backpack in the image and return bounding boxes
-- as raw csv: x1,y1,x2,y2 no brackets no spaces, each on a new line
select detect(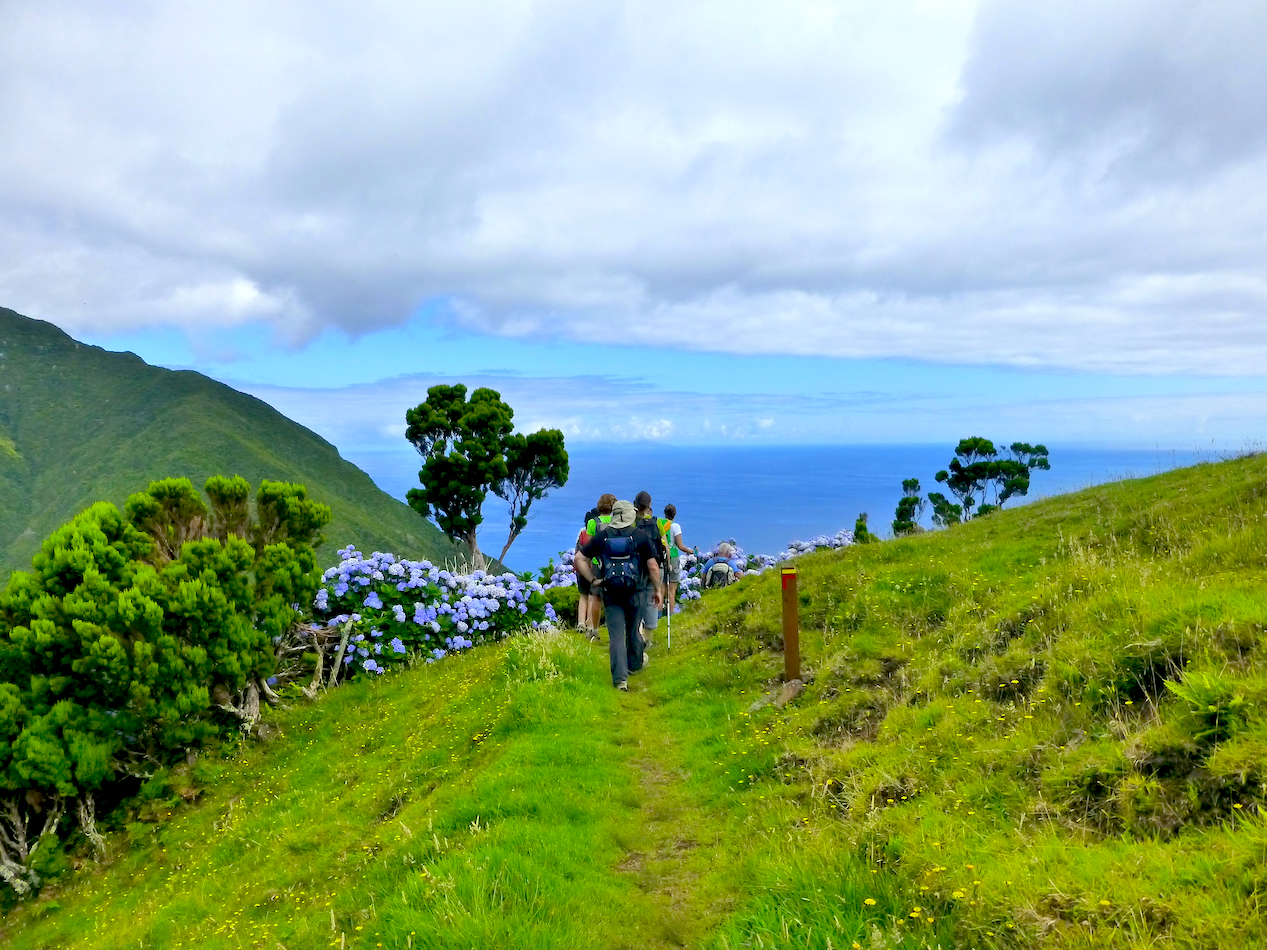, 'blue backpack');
598,527,640,596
